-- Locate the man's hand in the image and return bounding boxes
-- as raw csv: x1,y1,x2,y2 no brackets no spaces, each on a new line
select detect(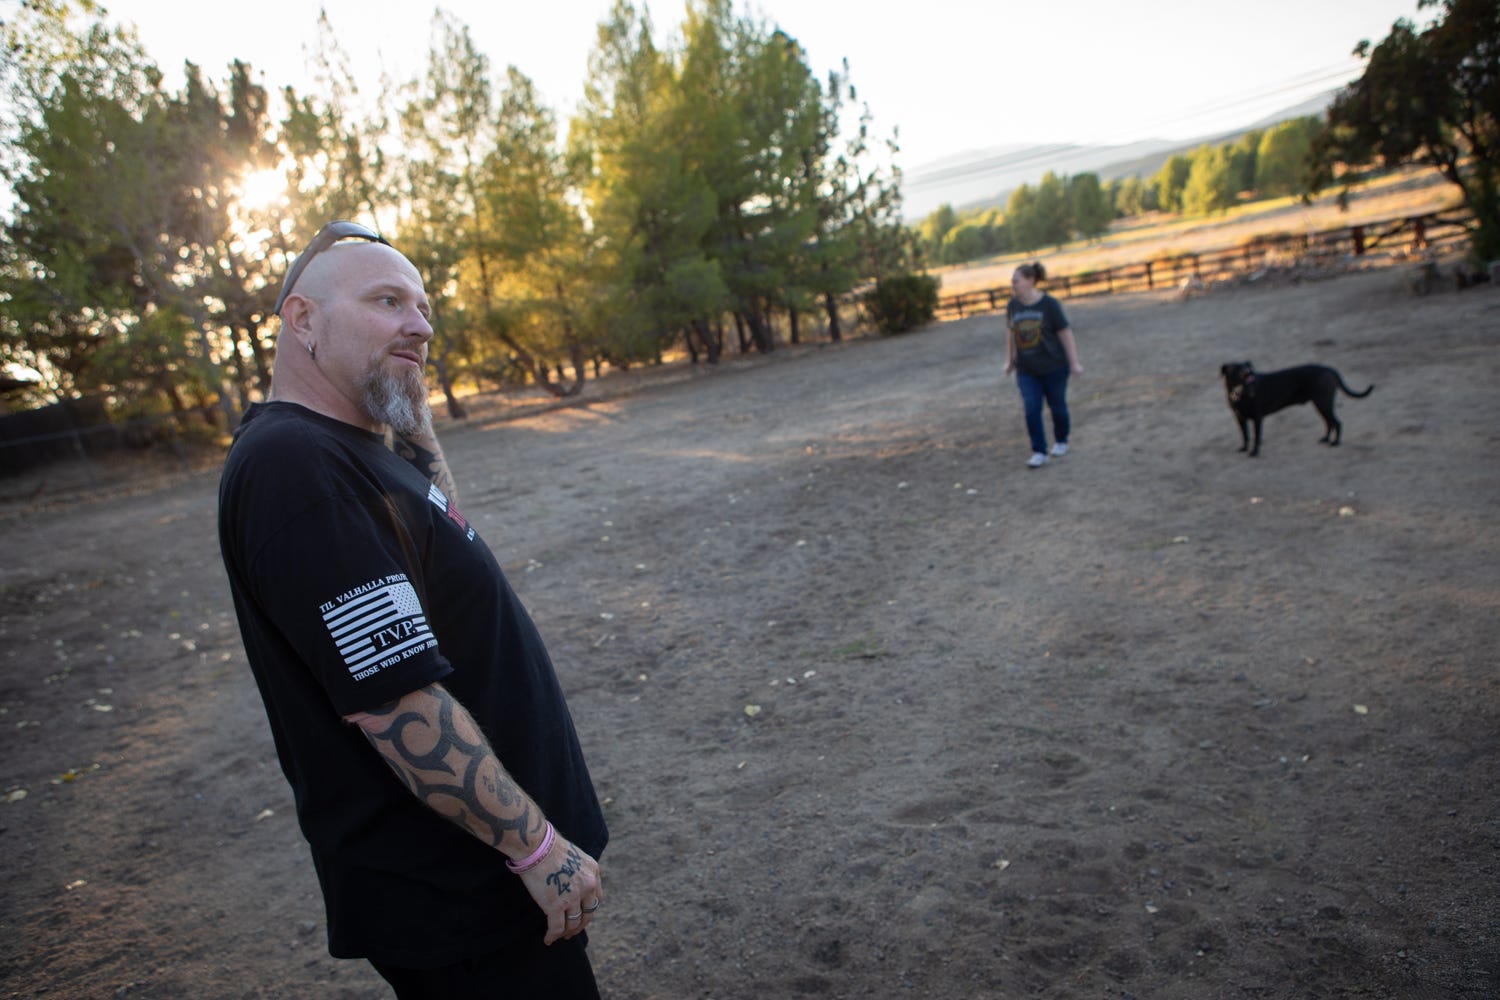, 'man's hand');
519,833,603,945
350,683,606,945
